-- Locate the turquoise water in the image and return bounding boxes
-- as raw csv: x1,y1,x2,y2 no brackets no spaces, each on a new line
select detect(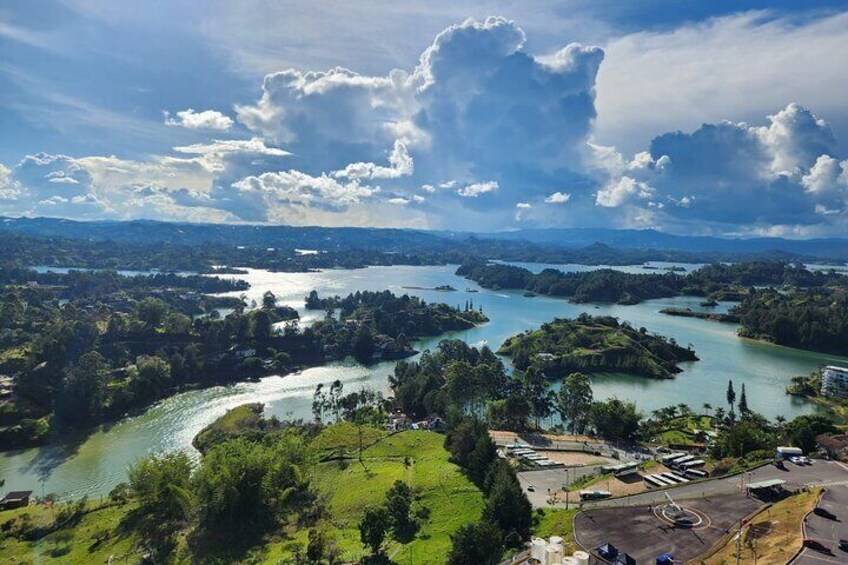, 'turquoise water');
3,264,845,499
